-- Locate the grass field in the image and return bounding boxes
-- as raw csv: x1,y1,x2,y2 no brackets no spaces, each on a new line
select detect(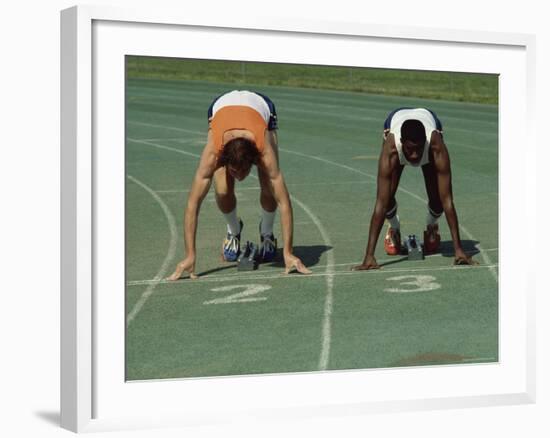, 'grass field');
125,75,499,381
127,57,498,104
